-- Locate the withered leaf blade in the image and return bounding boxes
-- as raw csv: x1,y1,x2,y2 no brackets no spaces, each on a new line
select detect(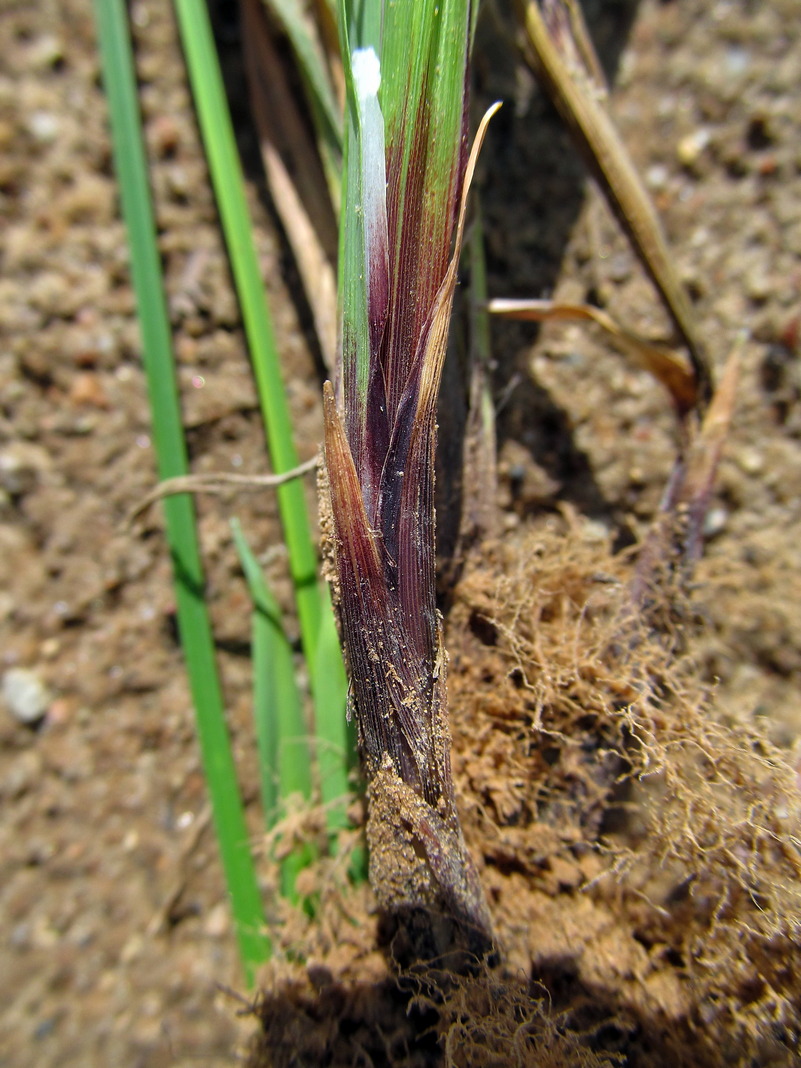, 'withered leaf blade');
631,340,741,609
515,0,712,405
489,297,698,416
